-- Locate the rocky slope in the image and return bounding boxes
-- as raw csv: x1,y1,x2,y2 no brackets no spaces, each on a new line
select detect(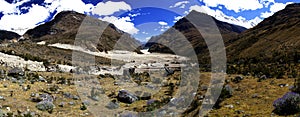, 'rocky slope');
0,30,21,42
24,11,141,53
226,3,300,63
146,10,246,64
